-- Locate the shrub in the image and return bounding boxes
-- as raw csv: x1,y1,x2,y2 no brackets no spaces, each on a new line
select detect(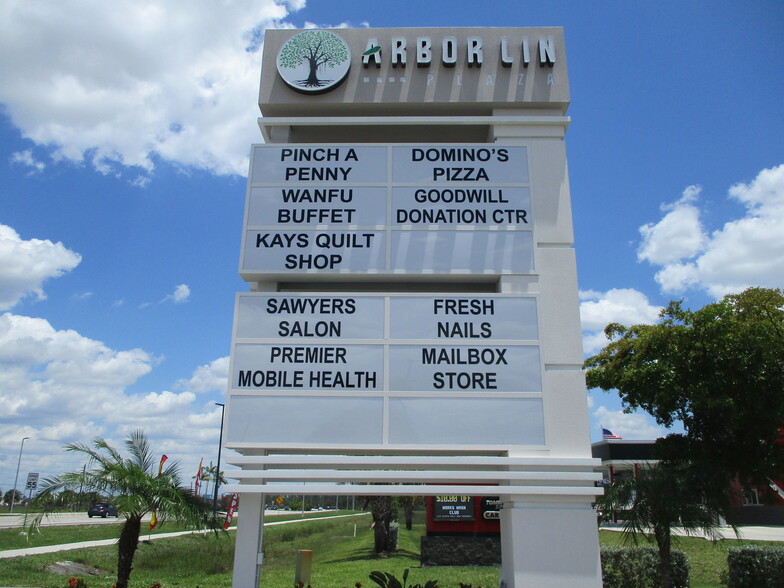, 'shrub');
600,546,689,587
369,568,438,588
727,545,784,587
